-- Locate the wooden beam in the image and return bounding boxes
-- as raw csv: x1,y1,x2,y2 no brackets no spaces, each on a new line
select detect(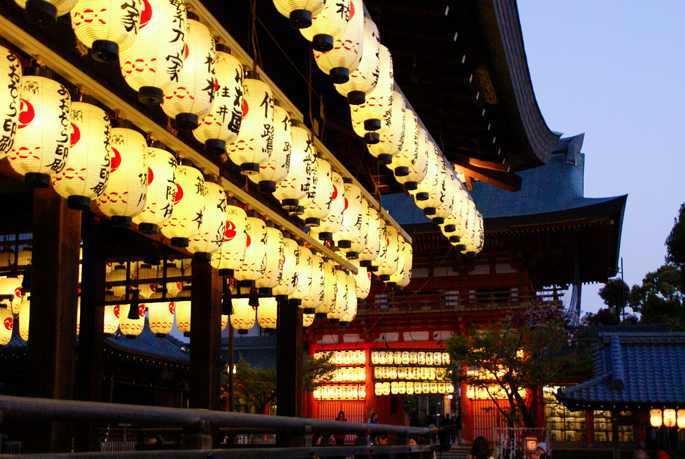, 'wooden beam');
451,157,521,192
468,157,510,172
